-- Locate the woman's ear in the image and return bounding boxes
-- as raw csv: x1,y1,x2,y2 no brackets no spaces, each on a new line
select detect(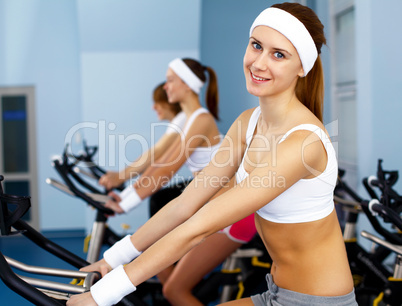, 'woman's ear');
297,67,305,77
